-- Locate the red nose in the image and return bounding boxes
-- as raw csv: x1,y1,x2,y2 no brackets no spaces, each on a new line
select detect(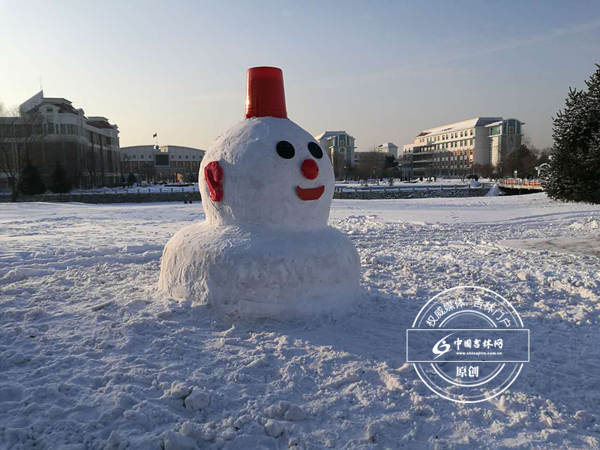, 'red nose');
301,159,319,180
